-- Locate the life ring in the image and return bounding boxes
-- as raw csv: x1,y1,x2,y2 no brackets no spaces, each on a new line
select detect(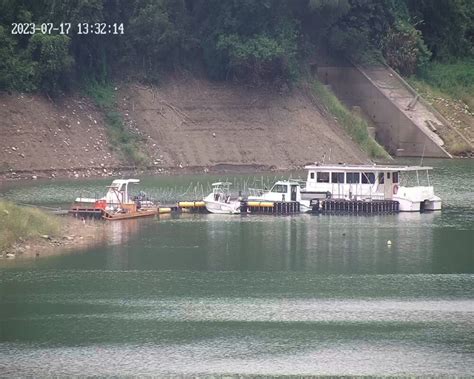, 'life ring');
393,185,399,195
